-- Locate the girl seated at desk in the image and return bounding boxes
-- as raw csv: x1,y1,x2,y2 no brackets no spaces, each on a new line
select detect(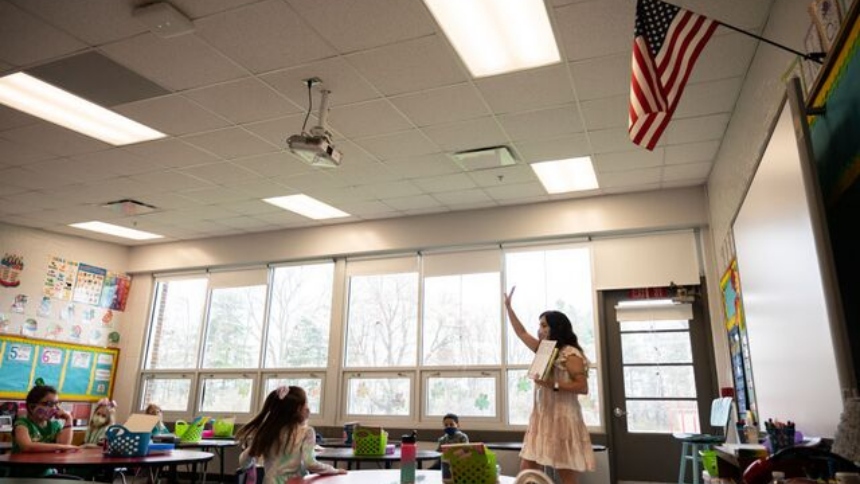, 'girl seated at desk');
237,386,346,484
12,384,78,477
